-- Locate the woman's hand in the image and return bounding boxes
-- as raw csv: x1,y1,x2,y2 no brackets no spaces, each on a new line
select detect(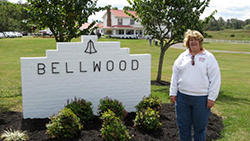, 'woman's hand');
170,96,177,104
207,99,215,108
